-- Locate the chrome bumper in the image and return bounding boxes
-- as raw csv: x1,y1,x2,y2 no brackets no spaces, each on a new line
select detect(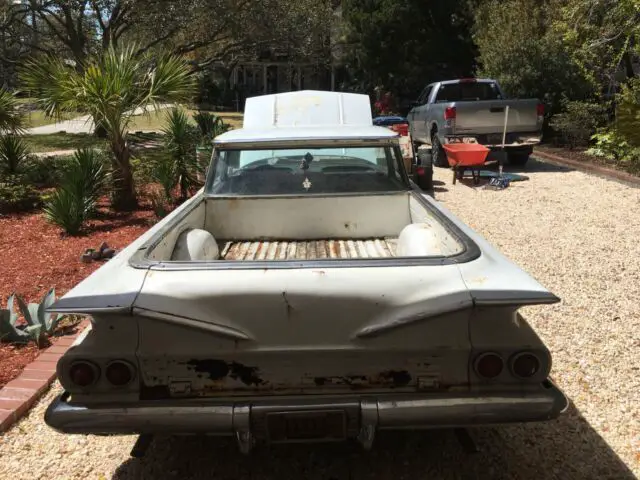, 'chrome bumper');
45,380,568,453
